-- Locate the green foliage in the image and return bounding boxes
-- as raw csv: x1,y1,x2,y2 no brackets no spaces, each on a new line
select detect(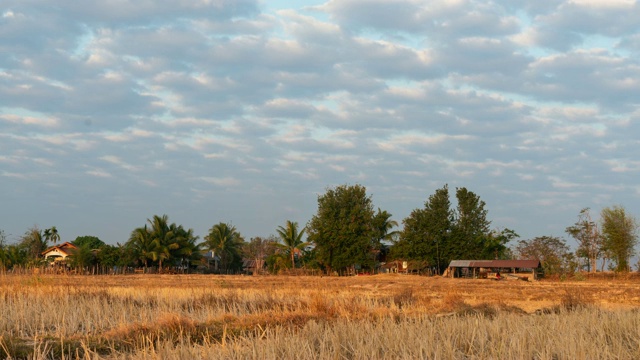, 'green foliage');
449,187,491,258
306,184,378,273
18,226,48,266
515,236,572,275
68,244,96,269
72,236,106,249
600,205,638,272
276,220,308,268
392,185,453,271
96,244,128,267
392,185,514,273
126,215,201,270
43,226,60,245
127,225,154,268
201,222,245,272
372,209,399,246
